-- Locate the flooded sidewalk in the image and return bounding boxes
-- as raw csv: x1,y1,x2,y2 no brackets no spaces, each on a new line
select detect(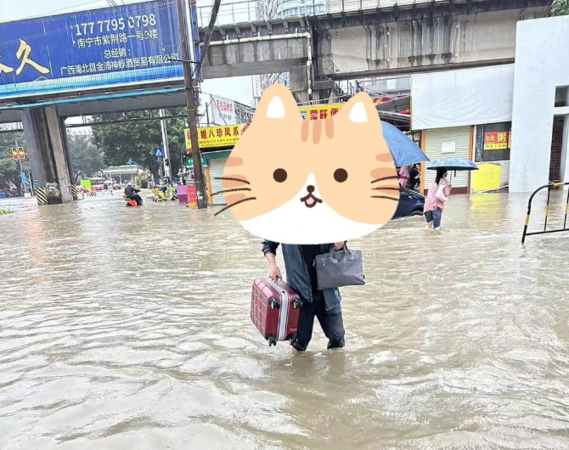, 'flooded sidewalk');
1,192,569,449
